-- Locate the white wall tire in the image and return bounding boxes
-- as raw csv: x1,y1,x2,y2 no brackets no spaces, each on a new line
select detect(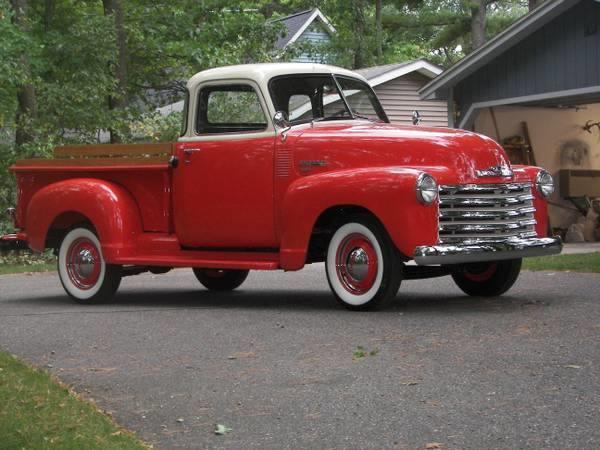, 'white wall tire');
58,228,121,304
326,217,402,310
